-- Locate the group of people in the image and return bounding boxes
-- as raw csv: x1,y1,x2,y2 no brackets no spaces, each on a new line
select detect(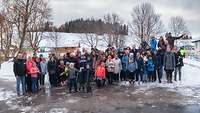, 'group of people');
13,32,186,95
